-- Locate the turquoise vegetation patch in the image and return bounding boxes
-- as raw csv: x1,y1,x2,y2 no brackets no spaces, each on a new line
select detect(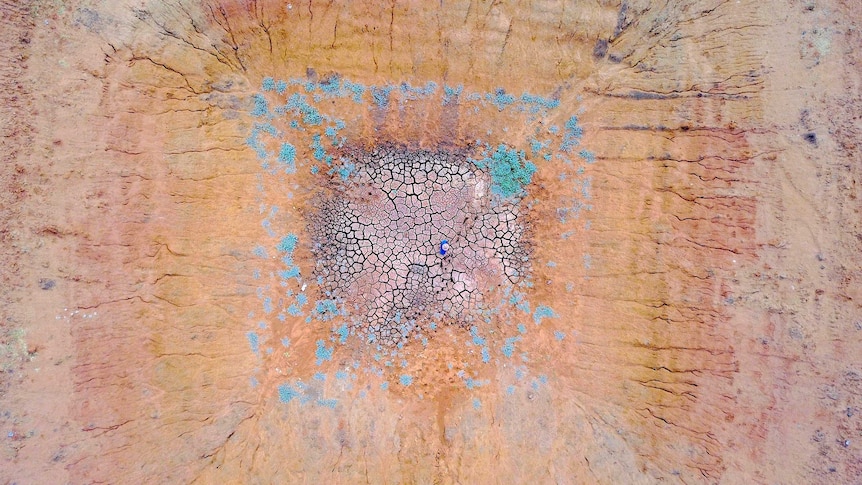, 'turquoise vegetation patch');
244,74,595,408
470,144,537,198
